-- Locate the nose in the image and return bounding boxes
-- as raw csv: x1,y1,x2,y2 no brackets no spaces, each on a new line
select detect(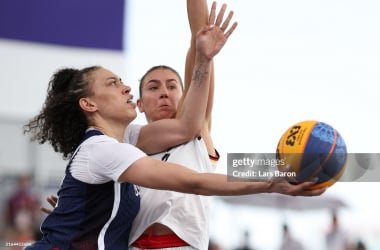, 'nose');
123,85,133,99
159,87,169,98
123,84,131,94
